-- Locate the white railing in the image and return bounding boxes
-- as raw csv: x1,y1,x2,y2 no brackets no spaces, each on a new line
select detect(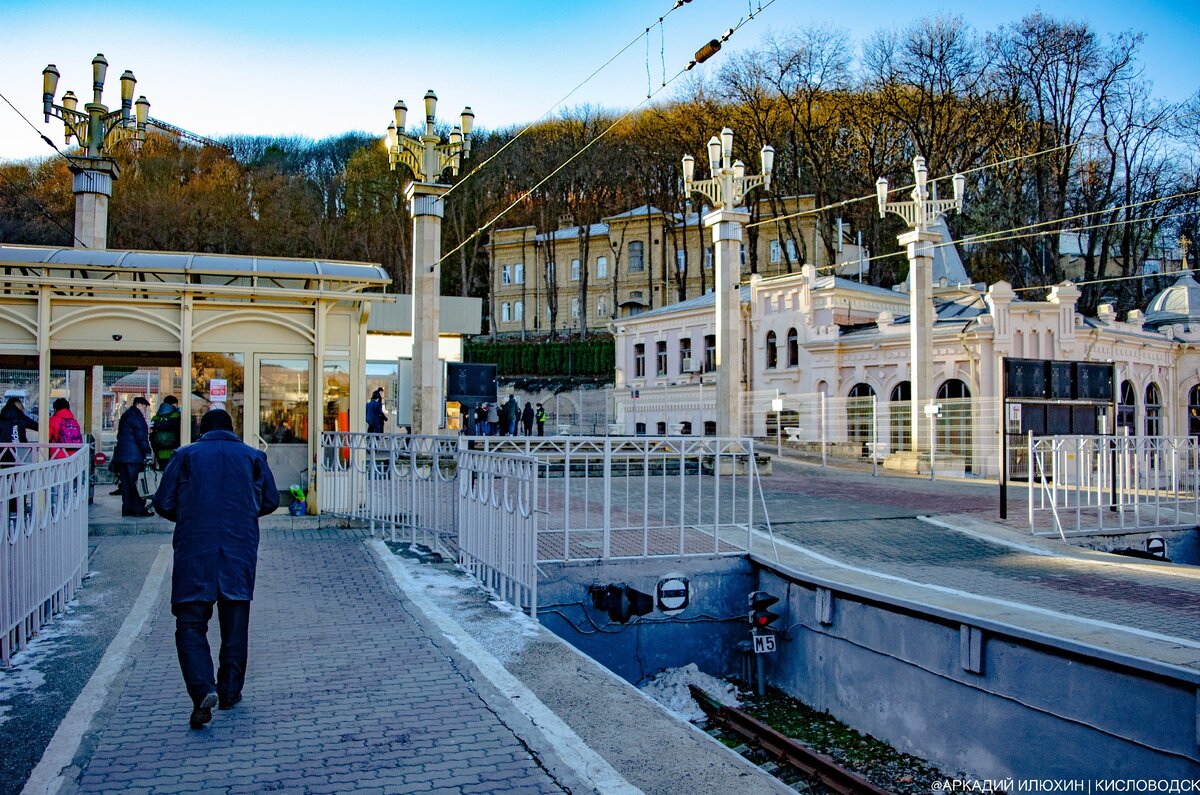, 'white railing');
1,444,90,667
472,435,774,563
457,448,539,618
319,433,459,554
1027,435,1200,538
